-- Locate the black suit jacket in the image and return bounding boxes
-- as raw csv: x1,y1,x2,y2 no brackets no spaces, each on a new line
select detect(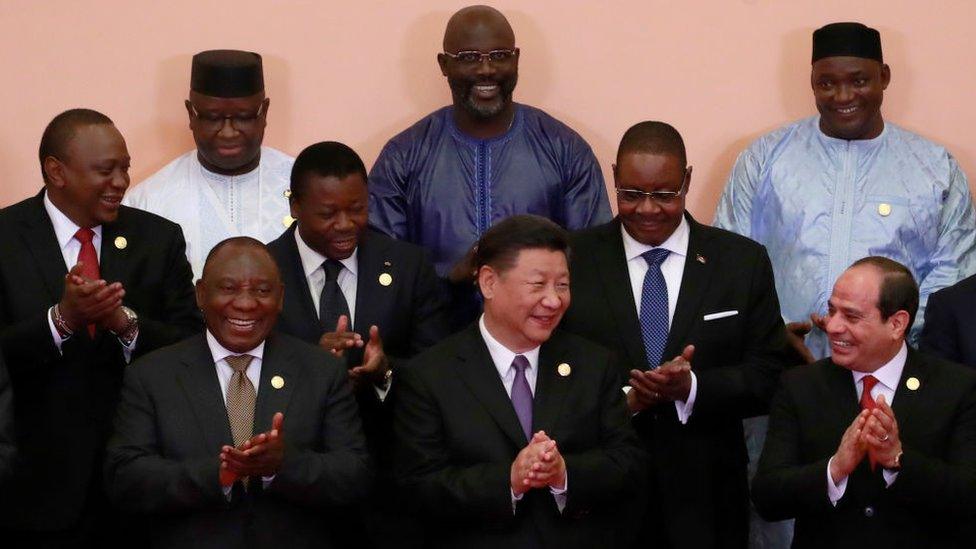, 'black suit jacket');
560,215,790,549
919,273,976,368
393,324,645,549
105,332,372,549
0,352,14,487
268,225,449,450
752,350,976,548
0,191,201,531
